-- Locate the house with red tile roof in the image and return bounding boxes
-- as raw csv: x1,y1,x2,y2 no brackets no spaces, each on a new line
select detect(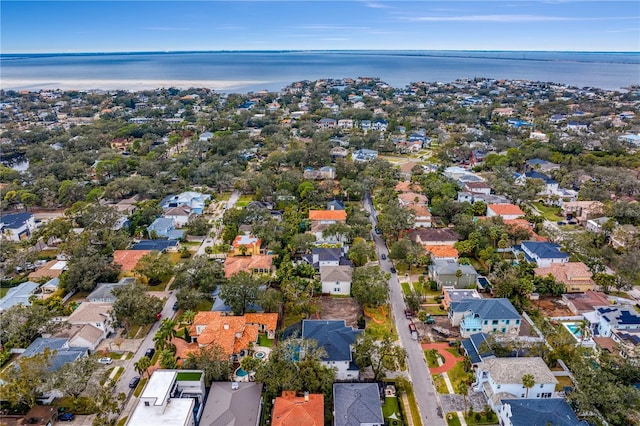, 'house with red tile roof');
487,204,525,220
534,262,595,293
223,255,273,278
424,245,459,260
230,234,262,256
308,210,347,222
394,181,423,193
189,311,278,356
112,250,151,271
409,205,432,228
272,391,324,426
